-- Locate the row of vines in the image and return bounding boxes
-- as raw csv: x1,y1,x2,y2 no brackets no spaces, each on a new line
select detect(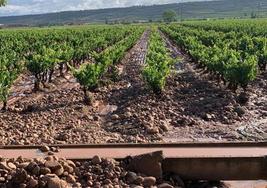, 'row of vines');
160,22,267,91
0,25,145,110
